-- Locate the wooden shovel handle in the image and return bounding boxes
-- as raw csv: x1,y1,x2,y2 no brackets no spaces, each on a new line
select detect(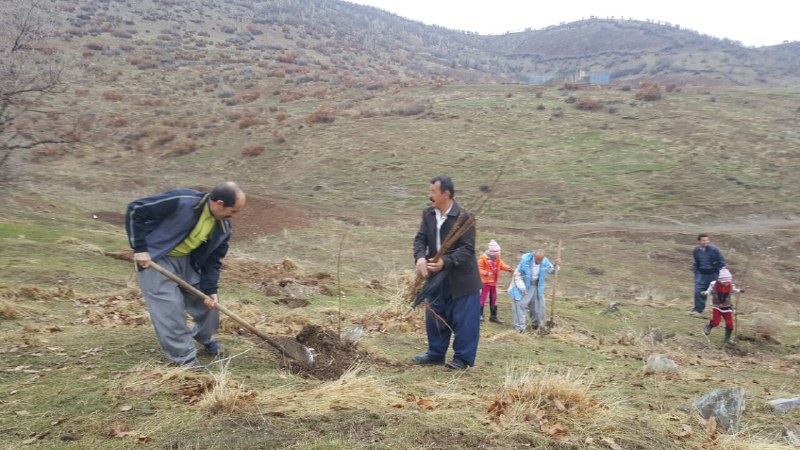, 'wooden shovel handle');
549,239,562,319
147,261,311,363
